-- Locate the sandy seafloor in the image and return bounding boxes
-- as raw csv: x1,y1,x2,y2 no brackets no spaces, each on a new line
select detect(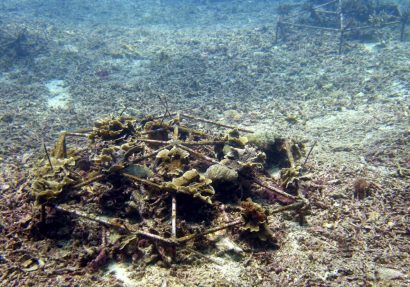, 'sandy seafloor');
0,0,409,286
